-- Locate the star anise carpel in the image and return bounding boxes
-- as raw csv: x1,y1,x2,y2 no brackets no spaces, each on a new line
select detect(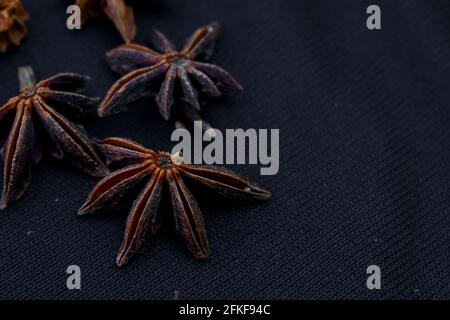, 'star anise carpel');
75,0,136,43
0,67,109,210
78,137,270,266
0,0,28,53
99,22,243,122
